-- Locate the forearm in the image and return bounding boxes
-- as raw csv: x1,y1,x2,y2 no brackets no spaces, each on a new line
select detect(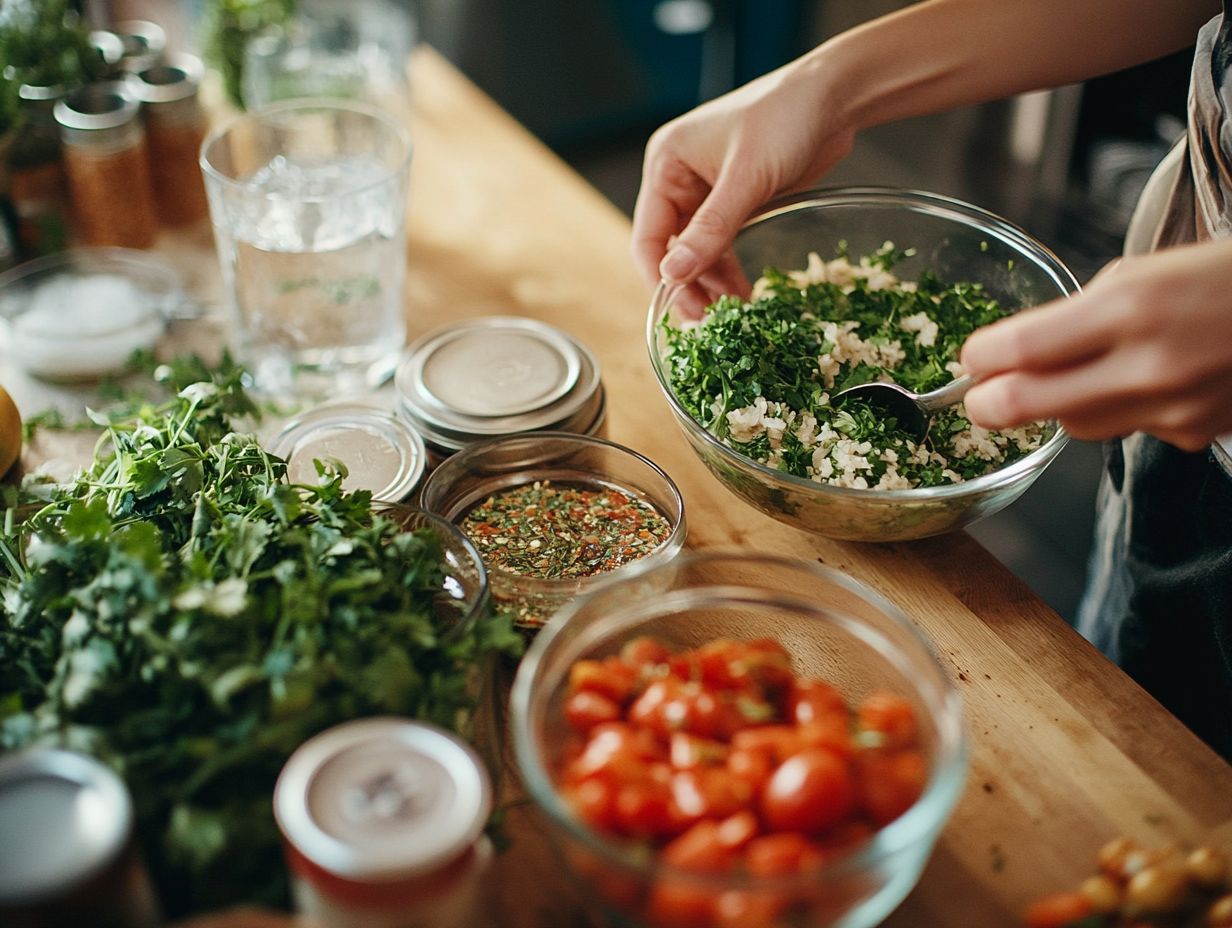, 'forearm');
808,0,1219,133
